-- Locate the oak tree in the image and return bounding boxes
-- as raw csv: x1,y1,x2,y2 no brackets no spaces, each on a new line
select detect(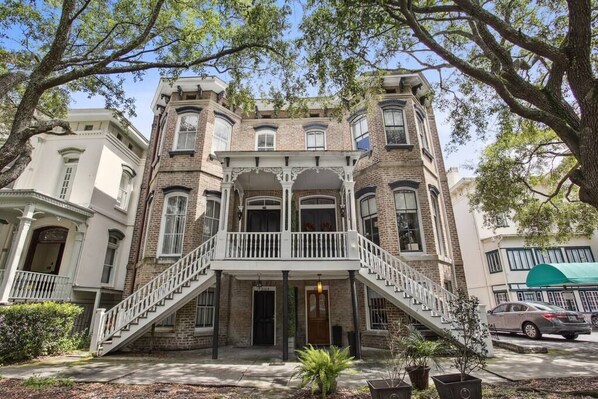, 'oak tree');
0,0,291,187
